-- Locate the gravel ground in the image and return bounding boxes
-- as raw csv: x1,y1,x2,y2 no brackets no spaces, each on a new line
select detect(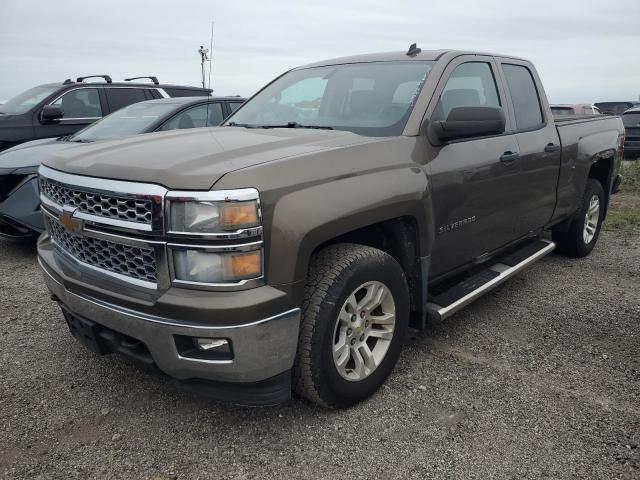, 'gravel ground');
0,232,638,480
